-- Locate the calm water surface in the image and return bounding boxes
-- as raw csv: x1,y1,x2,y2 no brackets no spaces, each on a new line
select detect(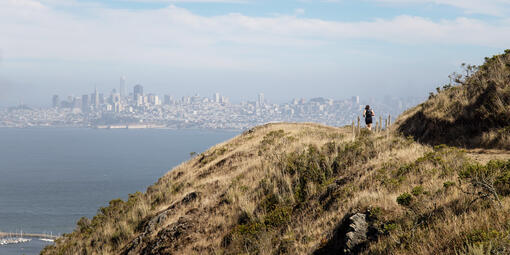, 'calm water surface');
0,128,238,254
